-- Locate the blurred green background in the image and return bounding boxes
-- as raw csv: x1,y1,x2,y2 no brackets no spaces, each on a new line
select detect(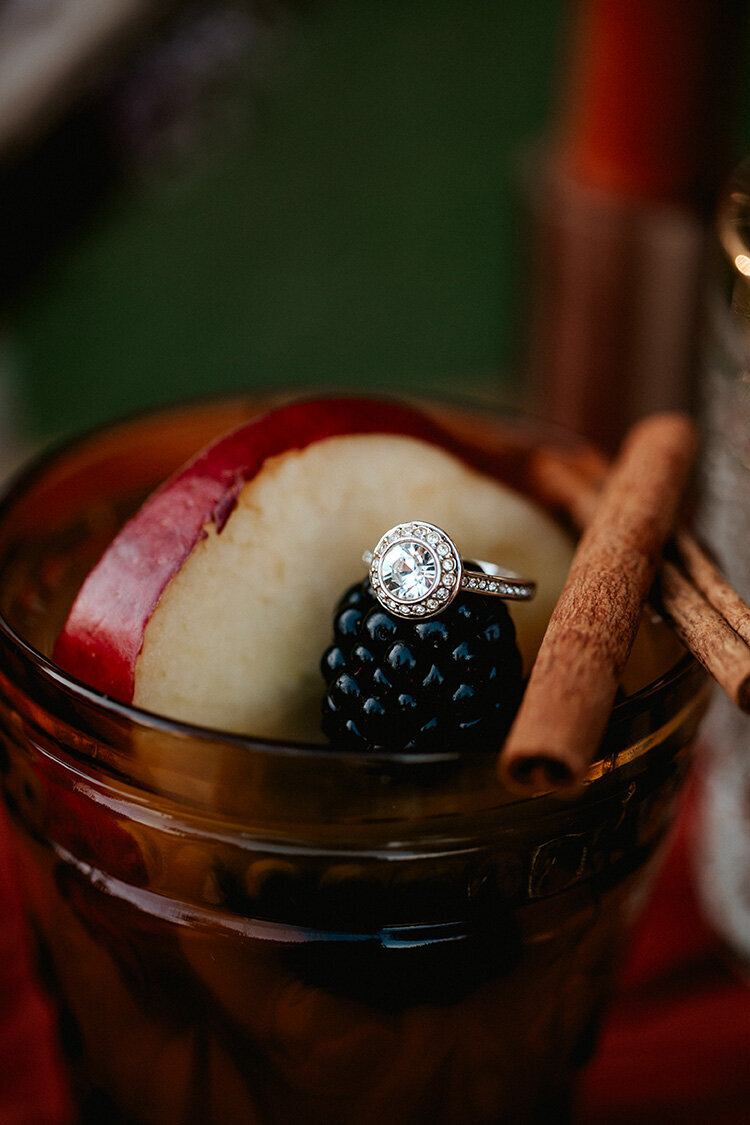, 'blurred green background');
4,0,566,442
3,0,748,443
